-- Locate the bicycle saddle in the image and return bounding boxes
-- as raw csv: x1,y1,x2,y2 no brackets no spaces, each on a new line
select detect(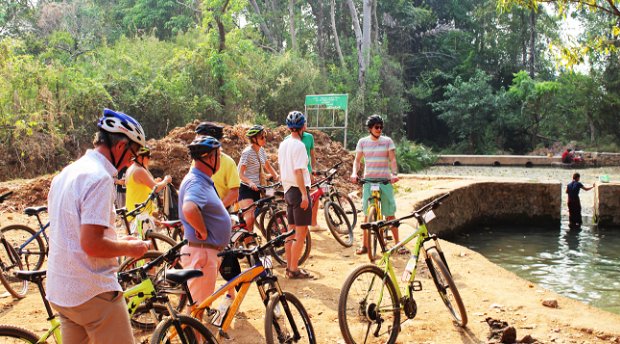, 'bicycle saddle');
24,206,47,216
